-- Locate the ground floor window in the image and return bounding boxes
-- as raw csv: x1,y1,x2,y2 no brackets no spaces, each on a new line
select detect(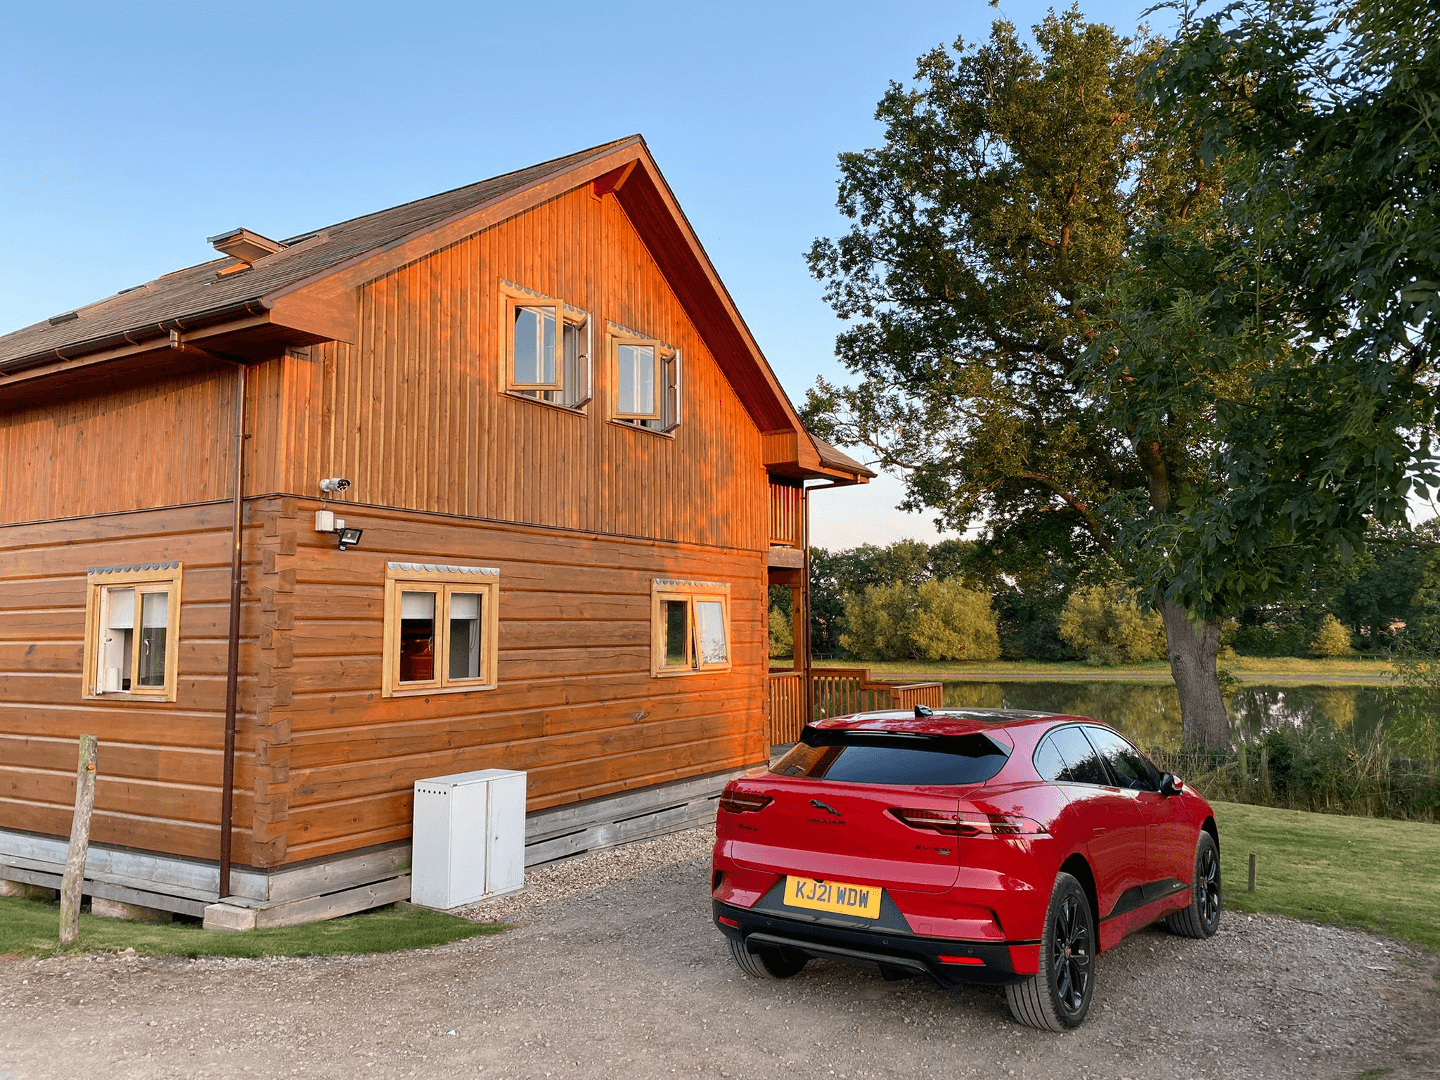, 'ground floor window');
83,562,183,701
651,579,731,676
383,562,500,696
